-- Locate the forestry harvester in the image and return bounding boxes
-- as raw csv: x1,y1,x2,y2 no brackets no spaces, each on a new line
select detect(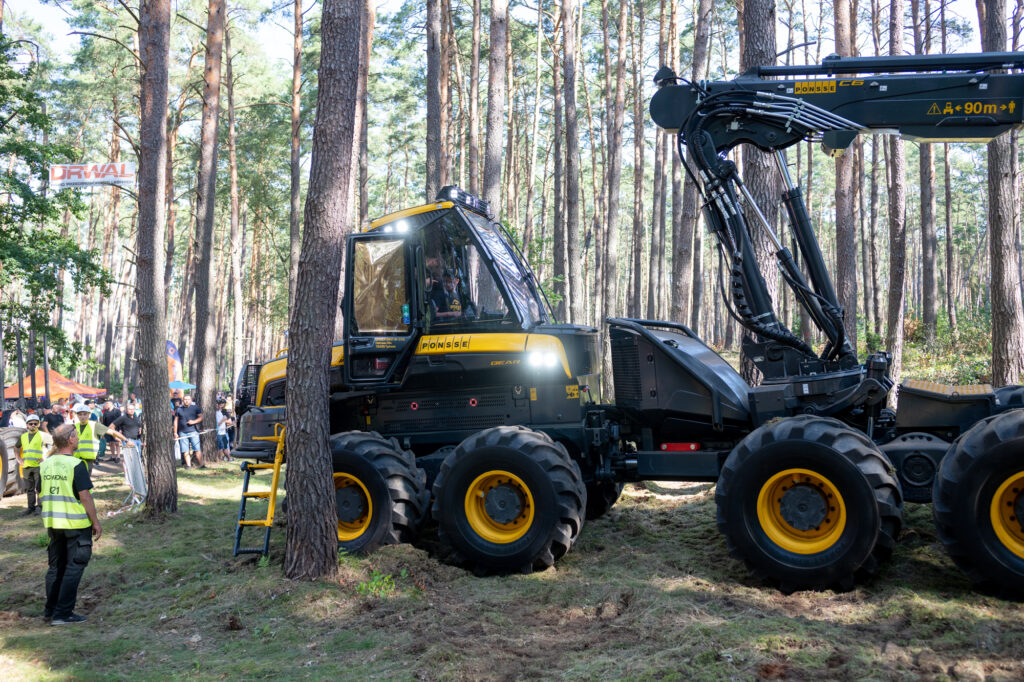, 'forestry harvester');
235,51,1024,596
